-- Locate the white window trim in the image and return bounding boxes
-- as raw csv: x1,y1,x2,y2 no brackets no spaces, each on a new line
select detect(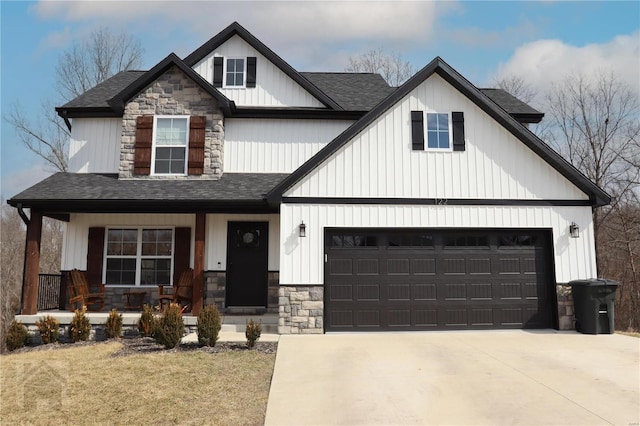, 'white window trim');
103,227,175,287
151,115,189,176
425,111,453,152
223,57,246,89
